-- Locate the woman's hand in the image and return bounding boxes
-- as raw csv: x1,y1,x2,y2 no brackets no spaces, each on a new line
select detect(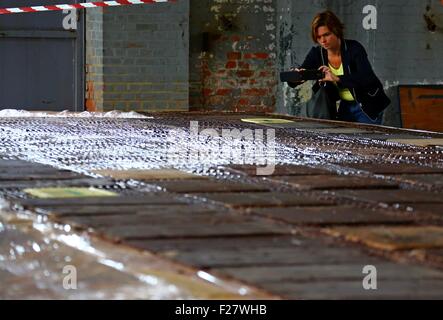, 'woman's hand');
318,66,340,83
